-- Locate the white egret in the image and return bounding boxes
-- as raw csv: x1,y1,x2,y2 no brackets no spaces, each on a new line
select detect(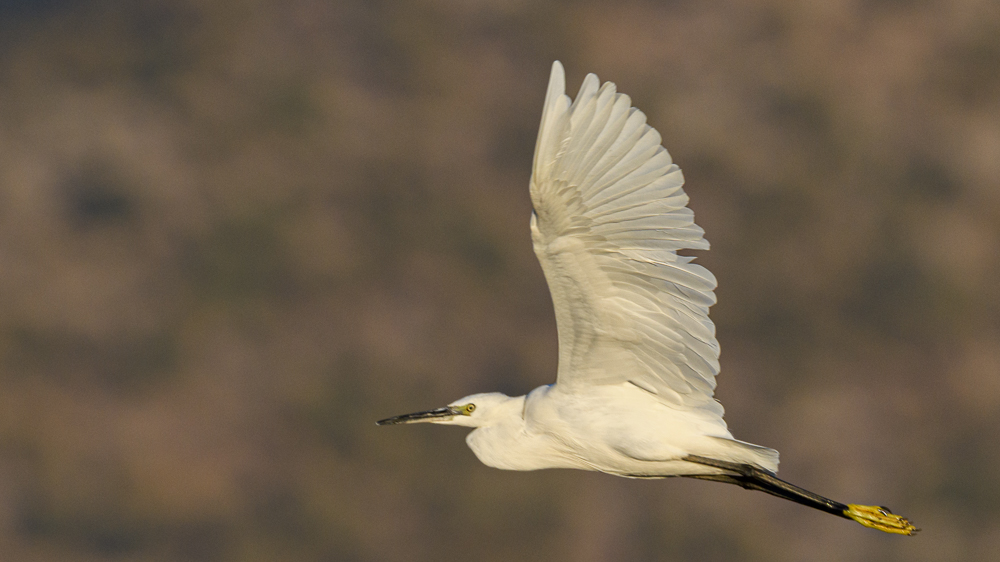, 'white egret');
378,61,916,535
